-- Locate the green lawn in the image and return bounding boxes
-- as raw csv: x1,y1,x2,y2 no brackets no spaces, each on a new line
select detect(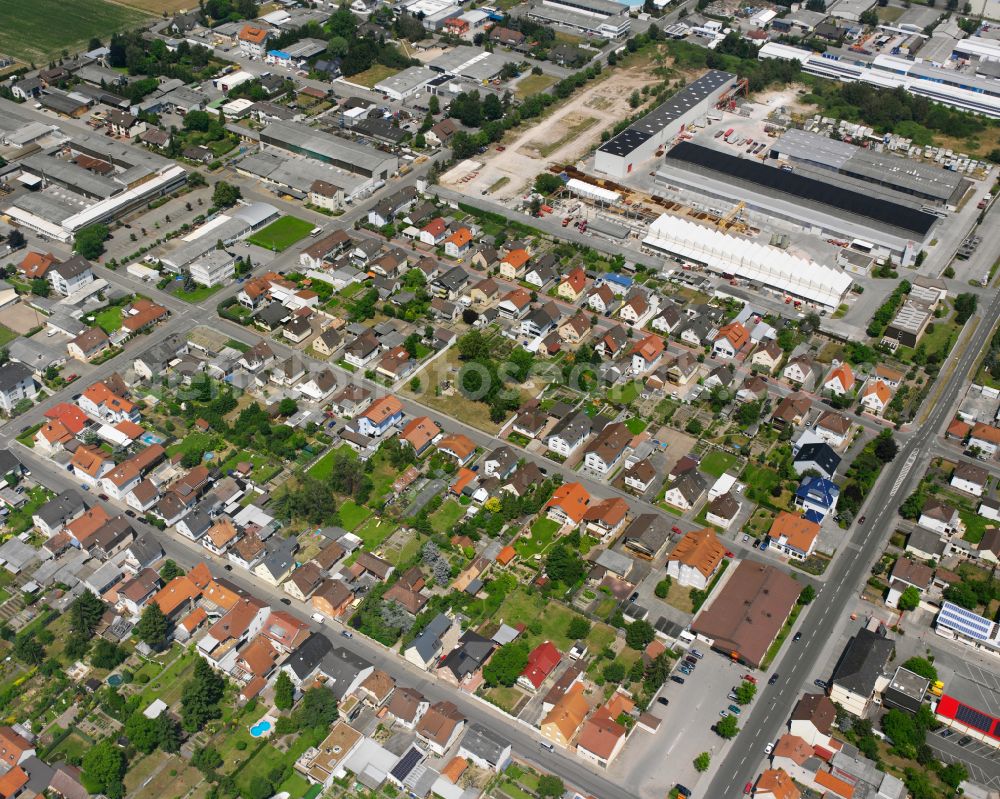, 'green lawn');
5,486,54,534
625,417,648,435
0,0,150,62
607,381,641,406
307,444,357,481
701,450,740,478
93,306,123,334
247,216,314,252
514,517,560,559
346,63,399,88
165,431,219,459
960,509,989,544
353,516,396,550
0,325,17,349
172,282,222,303
338,499,371,530
495,588,583,651
742,464,783,505
429,499,465,534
